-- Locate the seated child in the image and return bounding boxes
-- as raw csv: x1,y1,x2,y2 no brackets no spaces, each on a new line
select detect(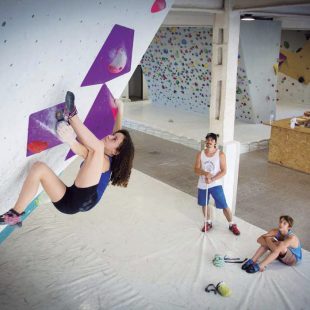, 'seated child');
241,215,302,273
